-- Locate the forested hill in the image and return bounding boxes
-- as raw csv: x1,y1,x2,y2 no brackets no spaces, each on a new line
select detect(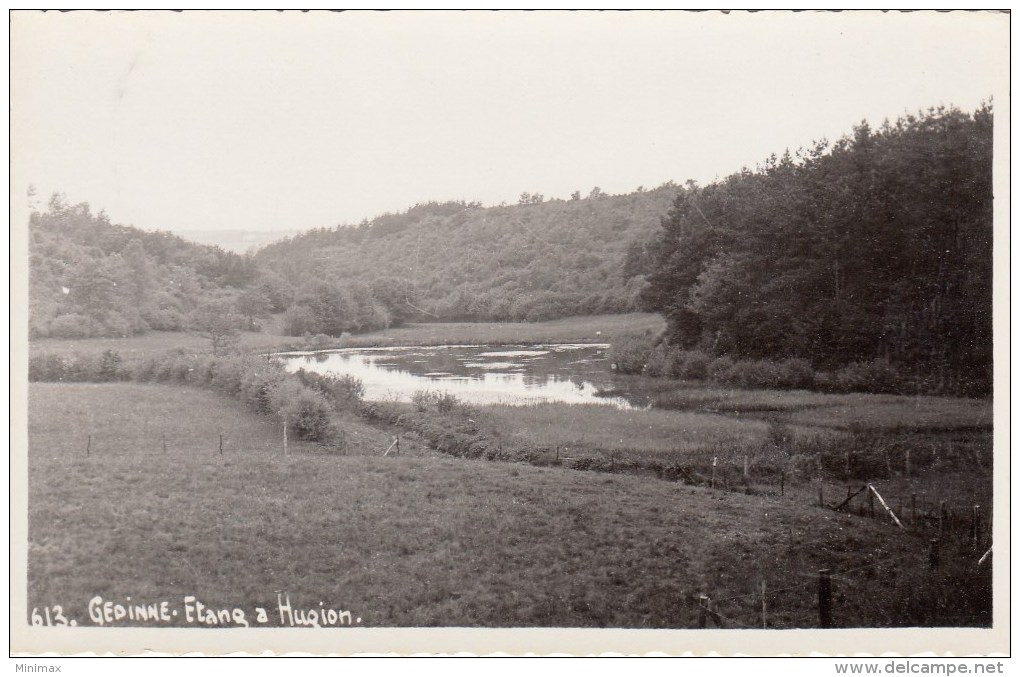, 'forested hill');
255,185,678,328
28,196,283,339
637,104,993,394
